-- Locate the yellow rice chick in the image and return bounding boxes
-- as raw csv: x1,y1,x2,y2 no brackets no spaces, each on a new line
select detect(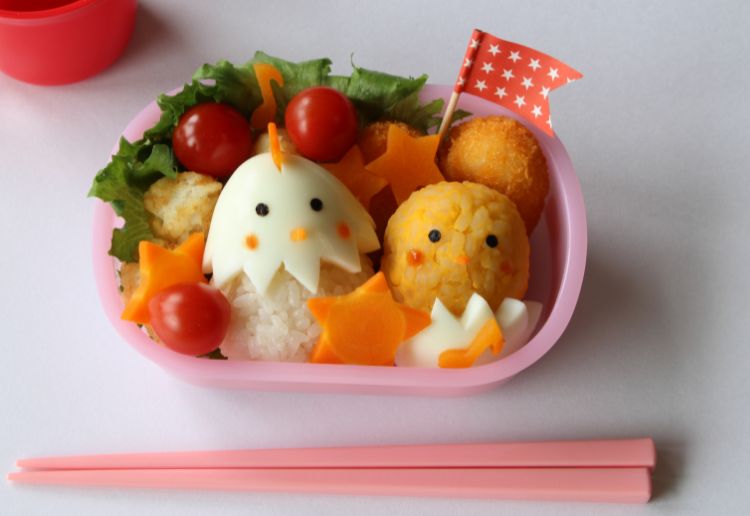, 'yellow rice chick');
382,182,529,315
